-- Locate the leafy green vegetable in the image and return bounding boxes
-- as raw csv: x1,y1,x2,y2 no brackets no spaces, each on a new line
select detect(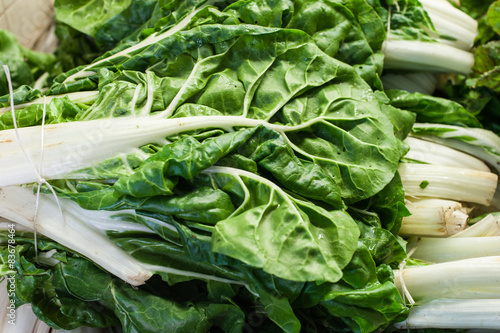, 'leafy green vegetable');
386,89,482,127
470,41,500,93
435,0,500,134
487,1,500,35
0,30,55,95
0,1,424,332
54,0,159,51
